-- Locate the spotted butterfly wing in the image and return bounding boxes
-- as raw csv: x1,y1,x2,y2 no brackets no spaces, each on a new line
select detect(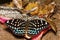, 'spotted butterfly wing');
27,19,50,38
5,19,26,36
